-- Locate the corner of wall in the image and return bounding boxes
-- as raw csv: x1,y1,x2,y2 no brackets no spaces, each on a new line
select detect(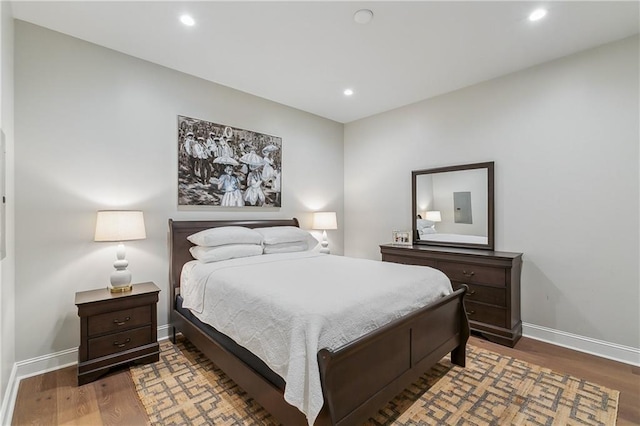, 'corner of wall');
0,0,16,415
